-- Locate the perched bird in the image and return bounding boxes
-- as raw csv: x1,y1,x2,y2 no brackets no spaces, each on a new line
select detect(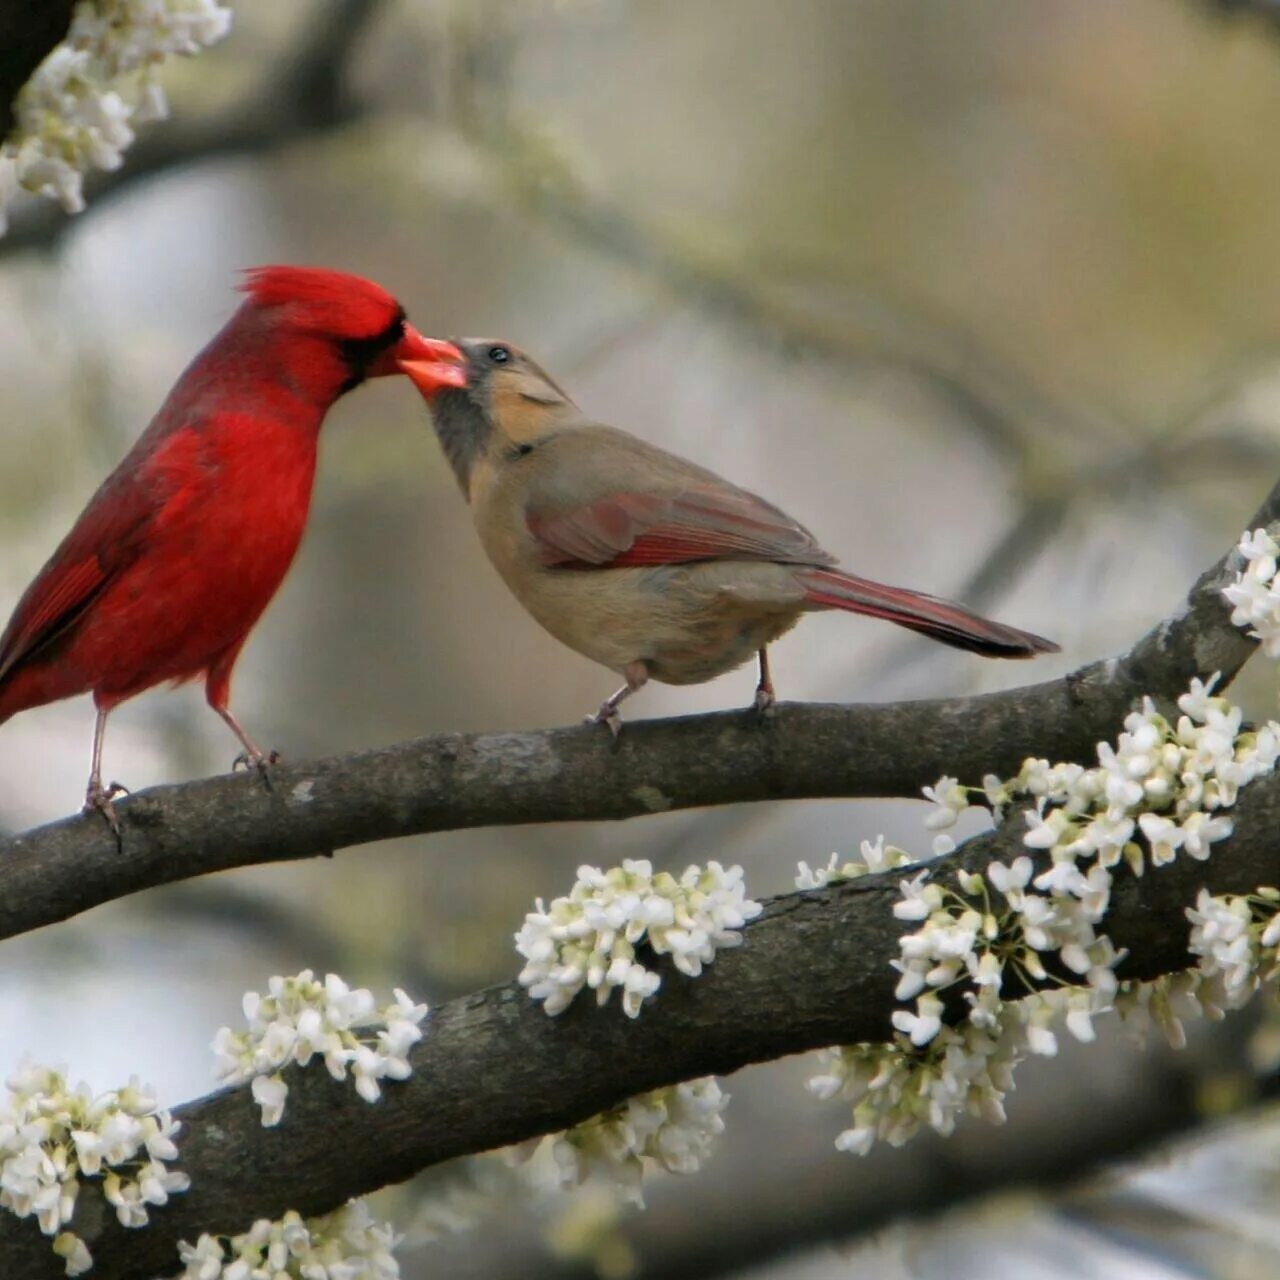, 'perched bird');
399,339,1059,732
0,265,461,827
